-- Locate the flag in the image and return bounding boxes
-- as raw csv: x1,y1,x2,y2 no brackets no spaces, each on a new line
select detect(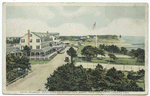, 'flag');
92,22,96,30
